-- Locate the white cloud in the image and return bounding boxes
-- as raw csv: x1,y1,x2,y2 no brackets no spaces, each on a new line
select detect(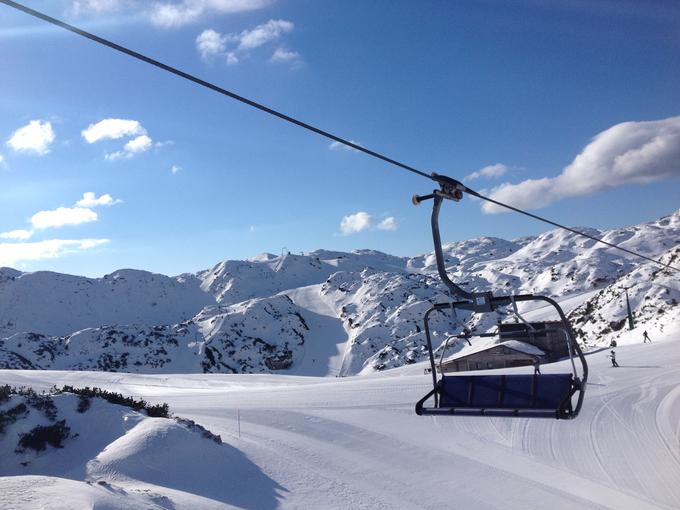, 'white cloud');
236,19,293,50
196,20,297,66
6,120,55,155
82,119,155,161
71,0,131,14
30,207,98,230
483,116,680,214
196,29,227,59
1,193,118,243
0,239,110,267
270,47,300,64
329,140,360,152
0,229,33,241
340,212,372,235
151,0,272,28
82,119,146,143
105,134,153,160
465,163,508,181
76,192,122,208
171,165,182,175
377,217,397,231
69,0,273,27
124,134,152,153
